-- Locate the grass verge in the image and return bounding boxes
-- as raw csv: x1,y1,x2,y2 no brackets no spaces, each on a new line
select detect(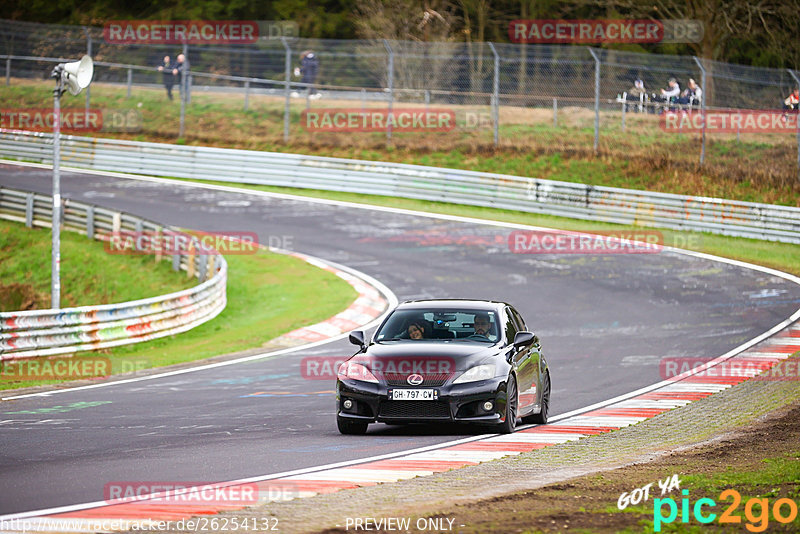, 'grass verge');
0,219,357,391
